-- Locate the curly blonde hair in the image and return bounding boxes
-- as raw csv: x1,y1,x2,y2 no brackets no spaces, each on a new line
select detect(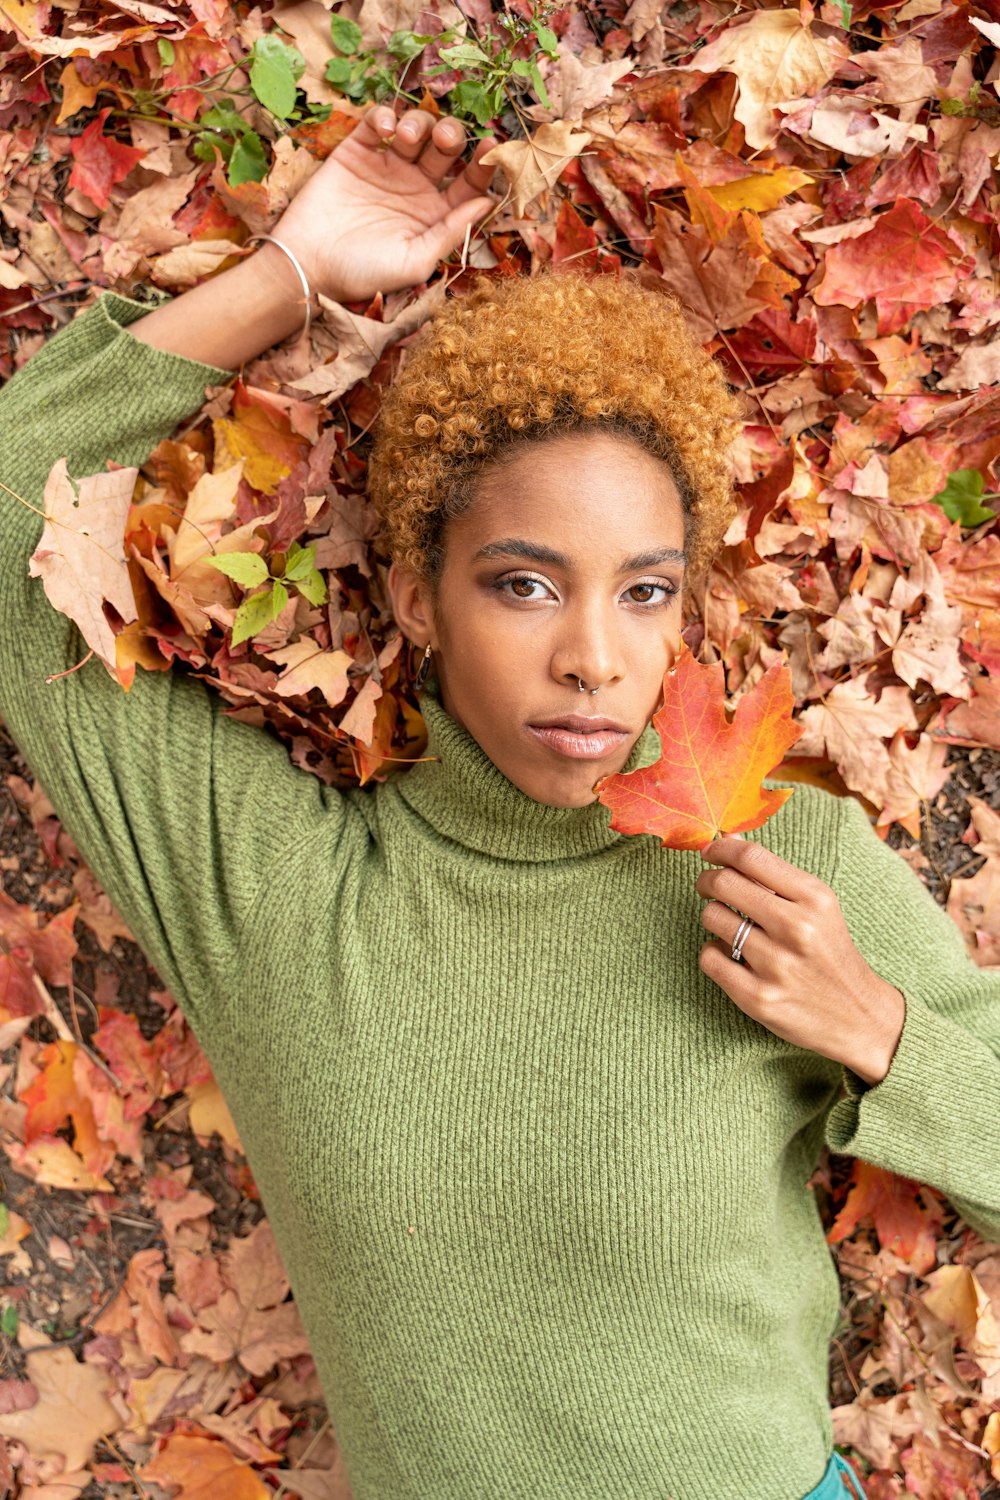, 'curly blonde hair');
368,269,747,585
